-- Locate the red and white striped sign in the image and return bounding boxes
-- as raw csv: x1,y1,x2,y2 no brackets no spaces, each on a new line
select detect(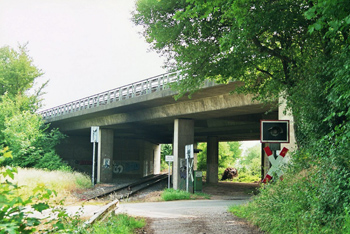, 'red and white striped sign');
262,146,289,183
